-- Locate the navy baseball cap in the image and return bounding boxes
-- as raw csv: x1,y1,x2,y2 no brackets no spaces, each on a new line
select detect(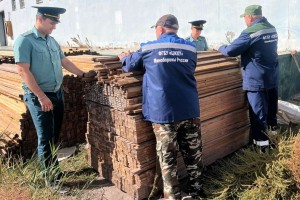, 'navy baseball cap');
151,14,179,30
